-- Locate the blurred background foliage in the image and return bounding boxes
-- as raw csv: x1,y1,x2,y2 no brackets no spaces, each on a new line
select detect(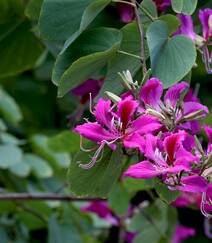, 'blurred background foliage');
0,0,211,242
